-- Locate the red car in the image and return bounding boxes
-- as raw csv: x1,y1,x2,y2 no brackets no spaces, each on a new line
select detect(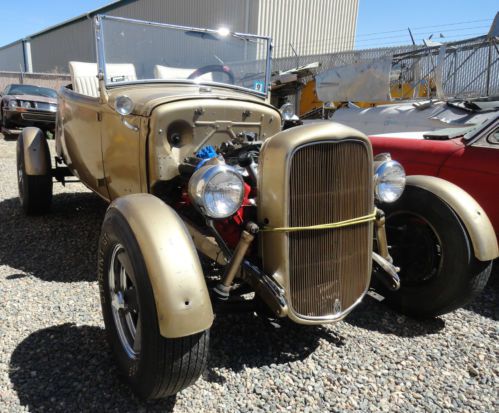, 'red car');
370,114,499,238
